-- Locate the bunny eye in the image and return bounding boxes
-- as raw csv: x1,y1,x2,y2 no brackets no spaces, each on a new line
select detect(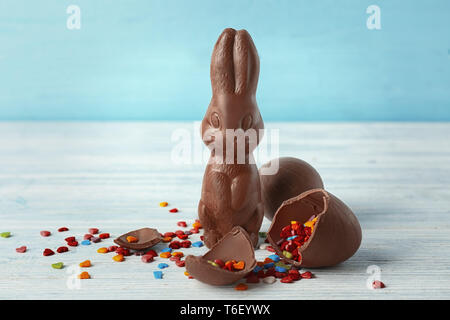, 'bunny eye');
242,114,253,131
210,112,220,128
